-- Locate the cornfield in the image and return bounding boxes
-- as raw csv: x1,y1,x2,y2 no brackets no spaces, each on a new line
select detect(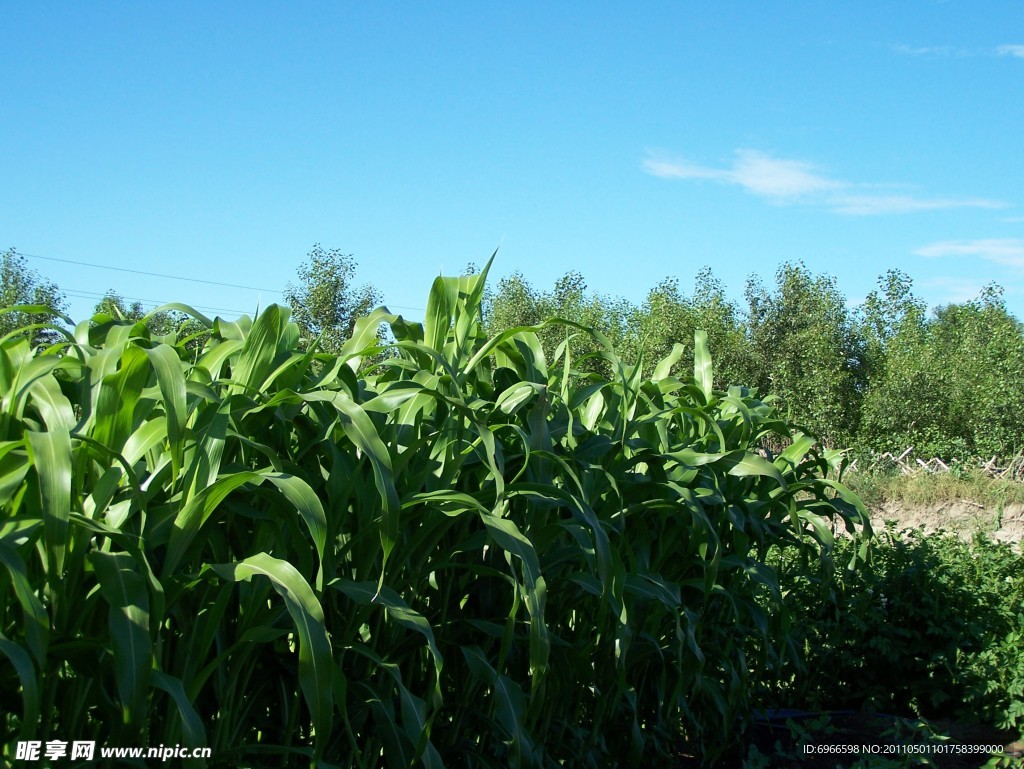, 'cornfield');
0,261,870,767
